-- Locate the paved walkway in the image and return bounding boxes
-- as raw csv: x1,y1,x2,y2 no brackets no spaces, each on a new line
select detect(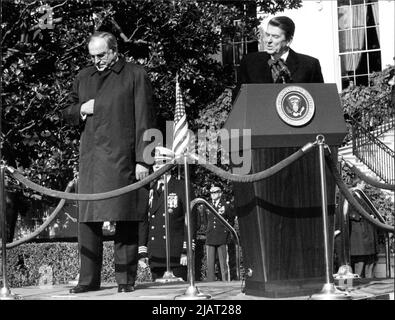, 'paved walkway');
3,278,394,300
